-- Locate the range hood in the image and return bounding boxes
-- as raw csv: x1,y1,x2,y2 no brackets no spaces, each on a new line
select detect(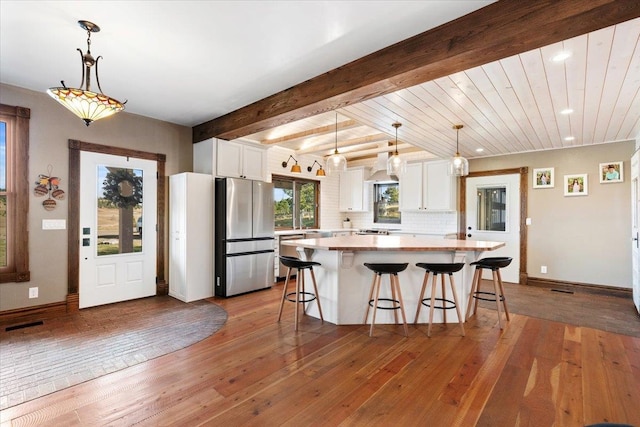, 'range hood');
365,153,399,182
